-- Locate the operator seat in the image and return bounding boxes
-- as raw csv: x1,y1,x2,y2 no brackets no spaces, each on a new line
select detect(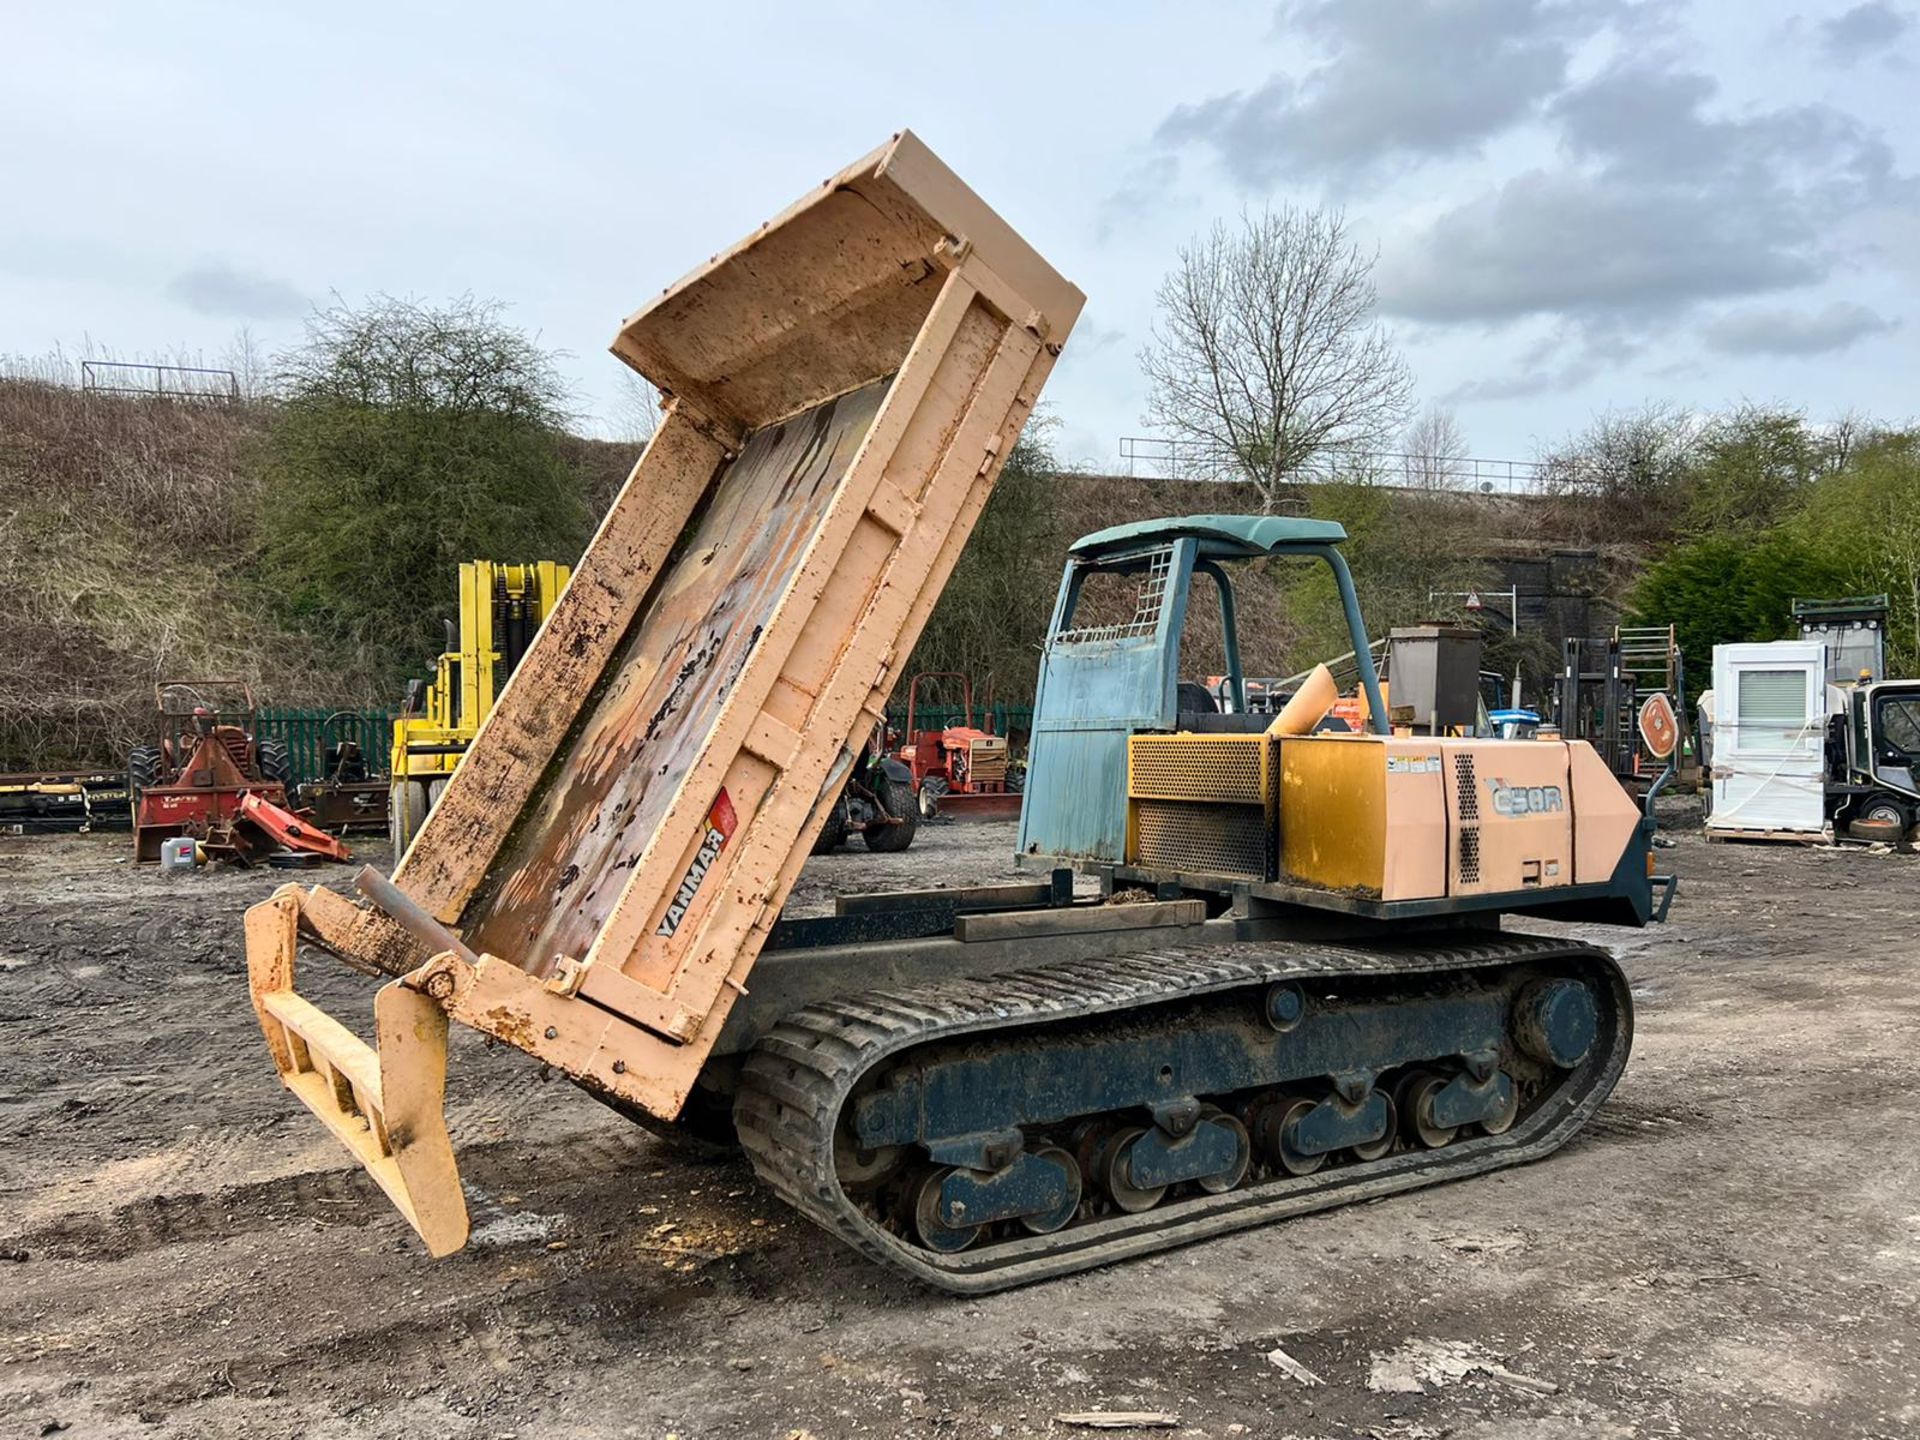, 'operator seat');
1176,680,1269,734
